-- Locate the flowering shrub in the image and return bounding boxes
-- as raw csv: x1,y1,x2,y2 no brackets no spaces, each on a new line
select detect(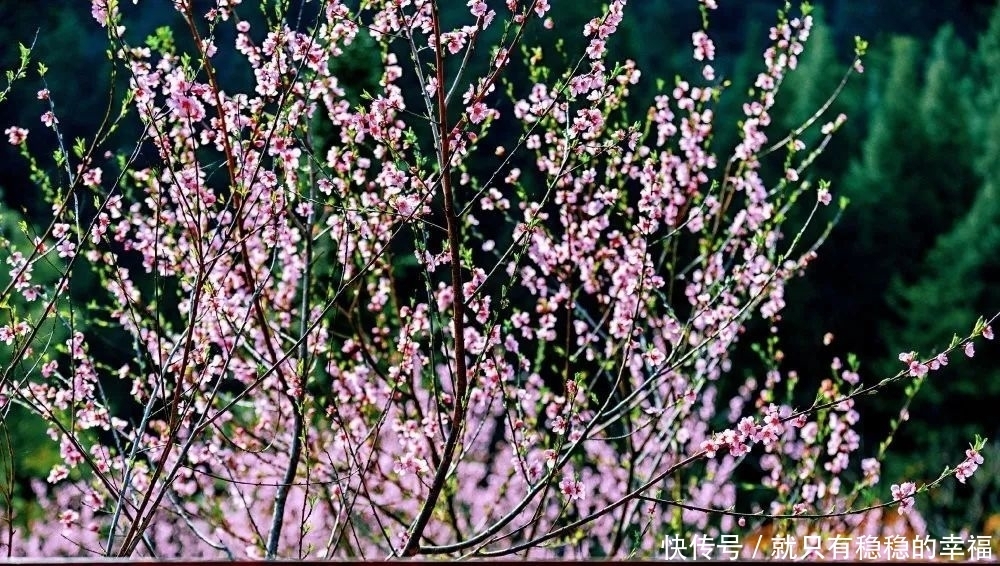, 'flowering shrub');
0,0,994,559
